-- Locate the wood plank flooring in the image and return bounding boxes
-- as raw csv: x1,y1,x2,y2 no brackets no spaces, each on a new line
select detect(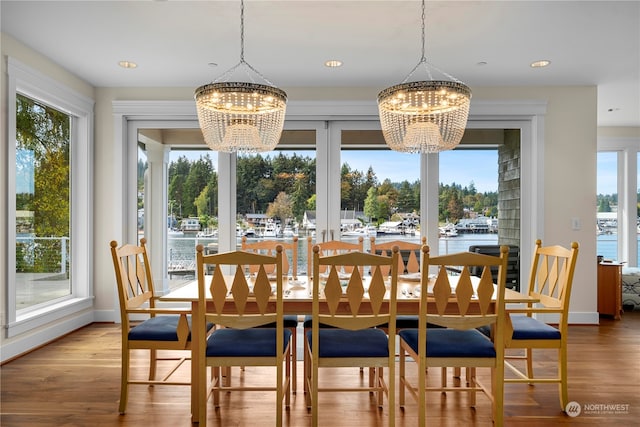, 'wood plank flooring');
2,311,639,426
